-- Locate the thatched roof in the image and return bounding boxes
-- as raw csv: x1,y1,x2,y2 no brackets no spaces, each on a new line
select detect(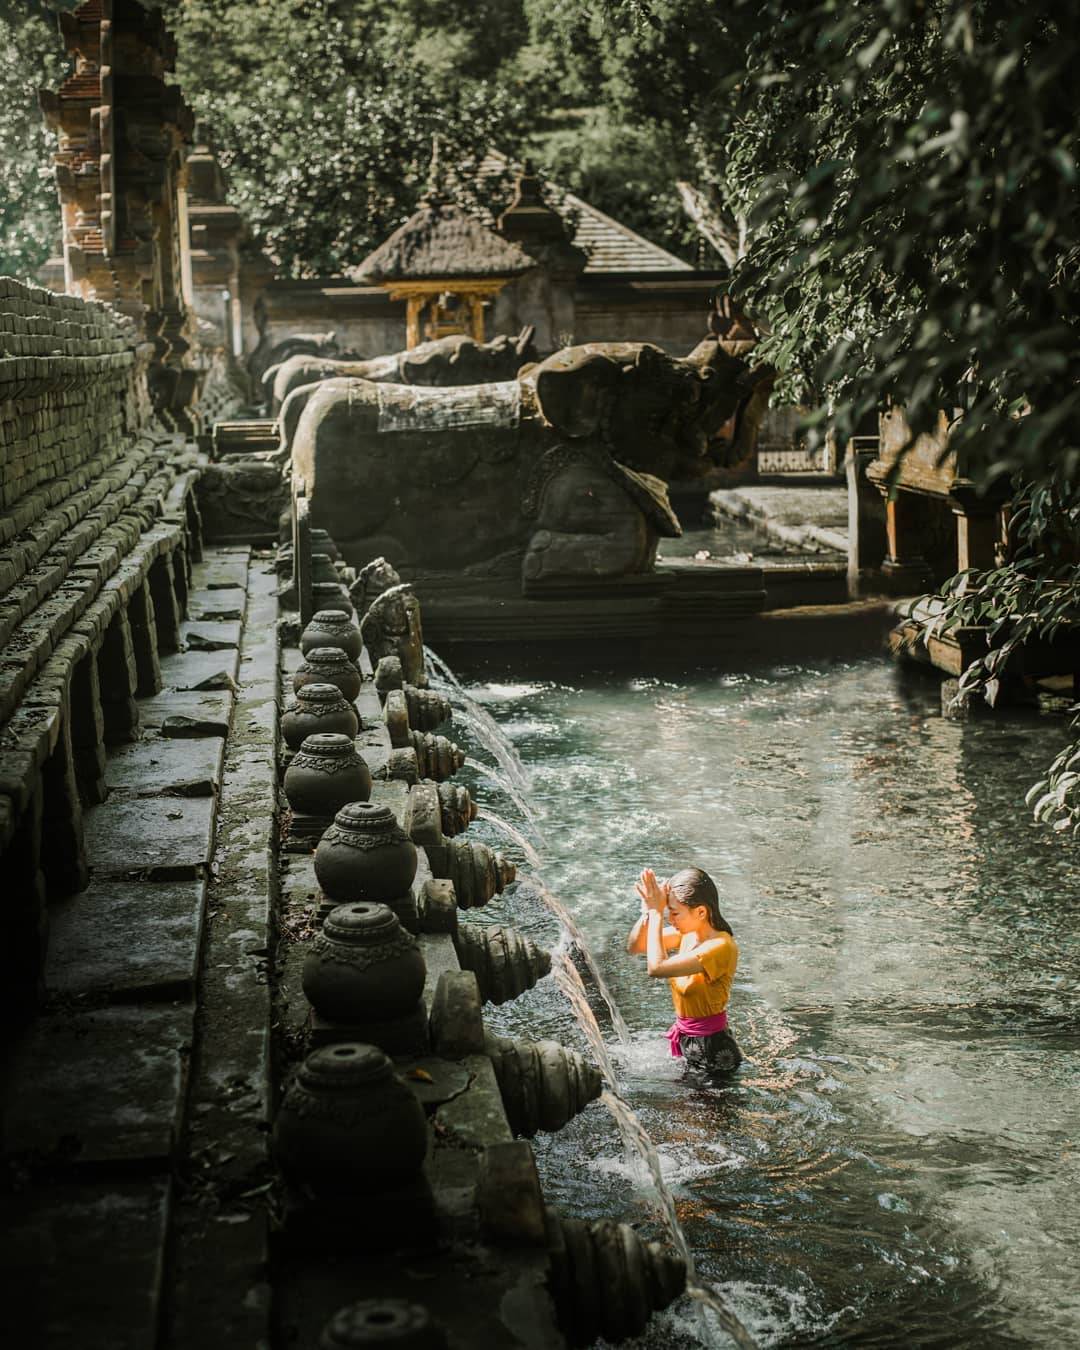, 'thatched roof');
354,197,533,283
